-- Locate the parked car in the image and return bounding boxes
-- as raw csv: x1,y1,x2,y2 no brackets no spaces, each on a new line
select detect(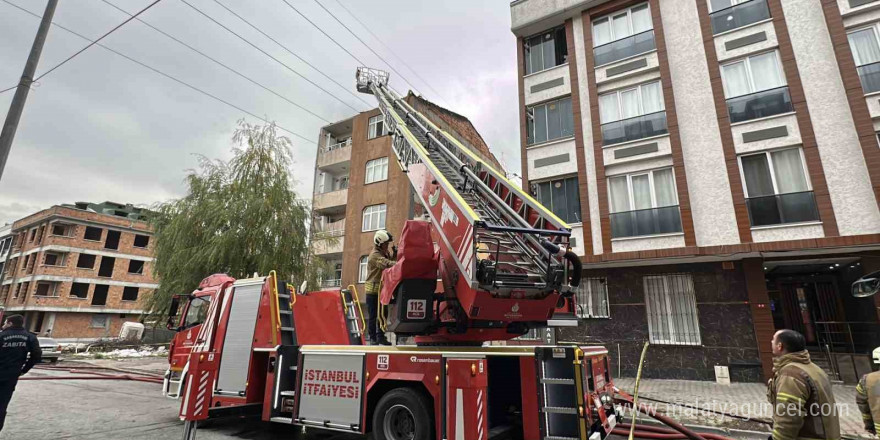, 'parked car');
37,337,61,363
